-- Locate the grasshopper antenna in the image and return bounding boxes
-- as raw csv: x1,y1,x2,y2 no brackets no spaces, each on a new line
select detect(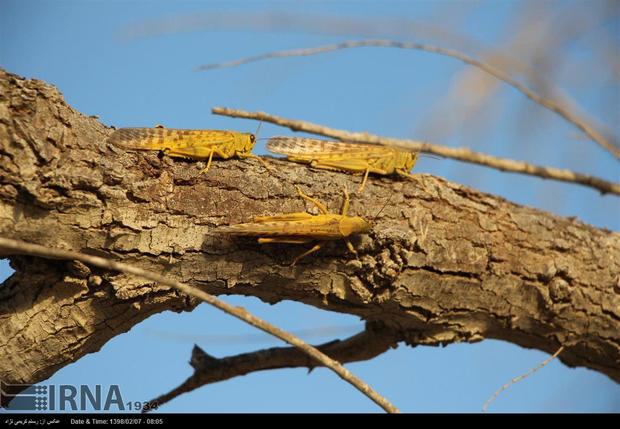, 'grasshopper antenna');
419,153,444,161
371,193,394,224
254,120,263,140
